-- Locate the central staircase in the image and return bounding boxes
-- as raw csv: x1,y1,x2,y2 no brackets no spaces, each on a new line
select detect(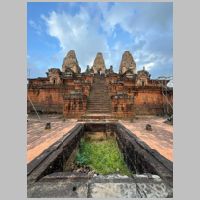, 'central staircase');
87,75,112,114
